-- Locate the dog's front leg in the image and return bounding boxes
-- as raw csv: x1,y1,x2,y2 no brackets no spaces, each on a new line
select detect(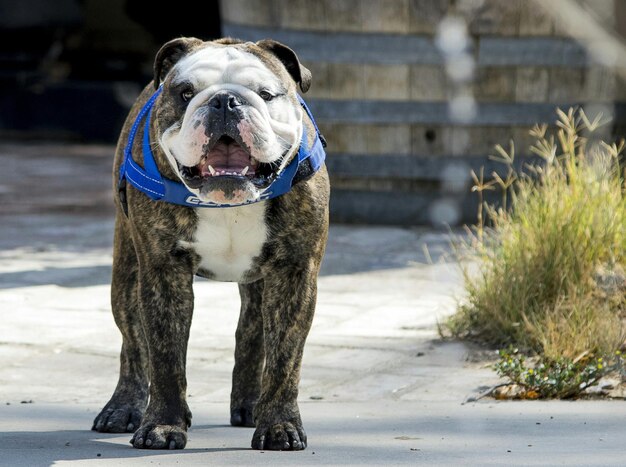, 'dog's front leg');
231,280,265,427
129,241,194,450
92,218,148,434
251,266,319,451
